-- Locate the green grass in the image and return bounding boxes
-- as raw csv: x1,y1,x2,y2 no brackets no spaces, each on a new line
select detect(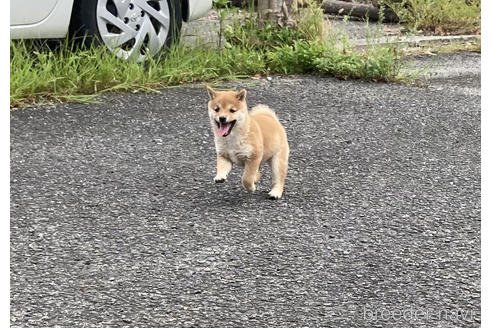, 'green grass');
10,40,268,108
11,4,409,108
384,0,481,34
268,40,403,81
